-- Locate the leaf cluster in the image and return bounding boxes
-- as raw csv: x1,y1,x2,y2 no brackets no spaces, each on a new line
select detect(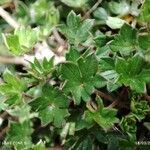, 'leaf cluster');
0,0,150,149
